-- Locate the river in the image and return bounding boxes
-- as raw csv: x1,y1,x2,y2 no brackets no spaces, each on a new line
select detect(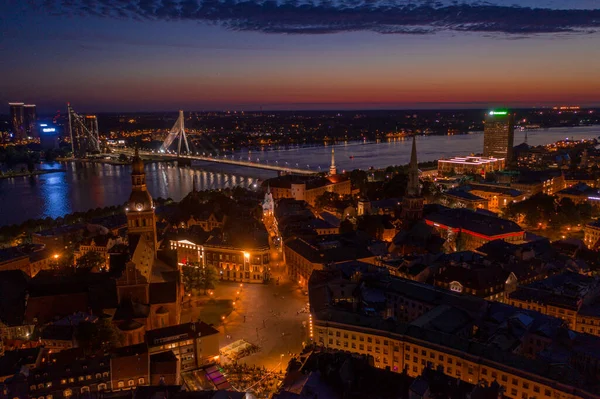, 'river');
0,126,598,226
